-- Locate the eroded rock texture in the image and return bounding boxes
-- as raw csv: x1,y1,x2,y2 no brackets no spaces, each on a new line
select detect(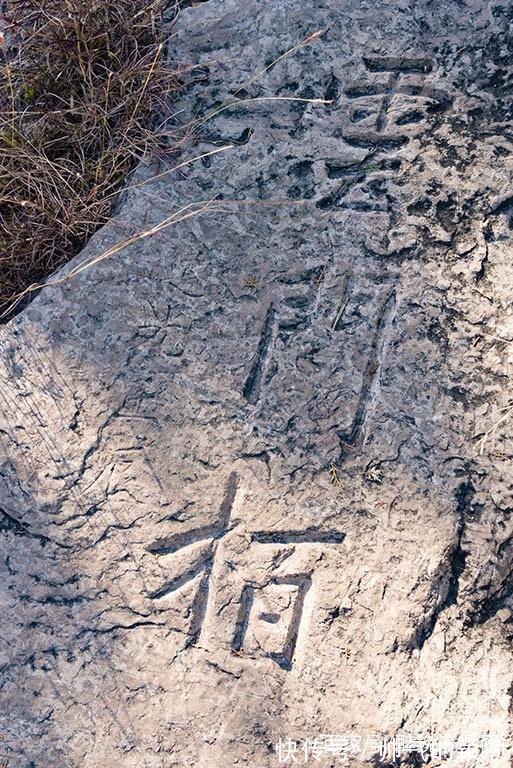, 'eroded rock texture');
1,1,513,765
